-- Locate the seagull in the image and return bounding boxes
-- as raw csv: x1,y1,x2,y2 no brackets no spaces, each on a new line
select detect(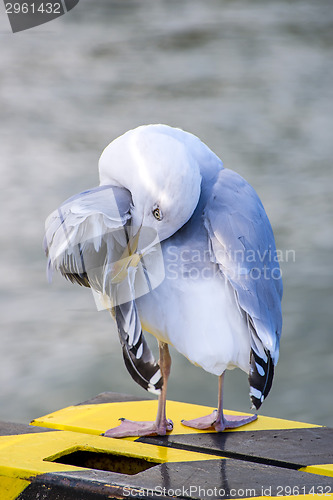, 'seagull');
44,124,282,438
